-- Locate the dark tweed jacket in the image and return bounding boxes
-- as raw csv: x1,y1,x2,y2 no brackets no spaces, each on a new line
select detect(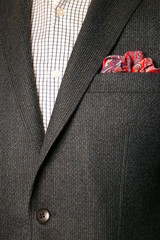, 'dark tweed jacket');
0,0,160,239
